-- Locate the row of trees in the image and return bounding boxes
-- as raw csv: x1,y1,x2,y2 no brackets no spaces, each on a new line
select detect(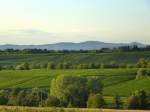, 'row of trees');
49,75,150,109
0,62,126,70
1,58,150,70
0,88,48,107
0,75,149,109
1,45,150,54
